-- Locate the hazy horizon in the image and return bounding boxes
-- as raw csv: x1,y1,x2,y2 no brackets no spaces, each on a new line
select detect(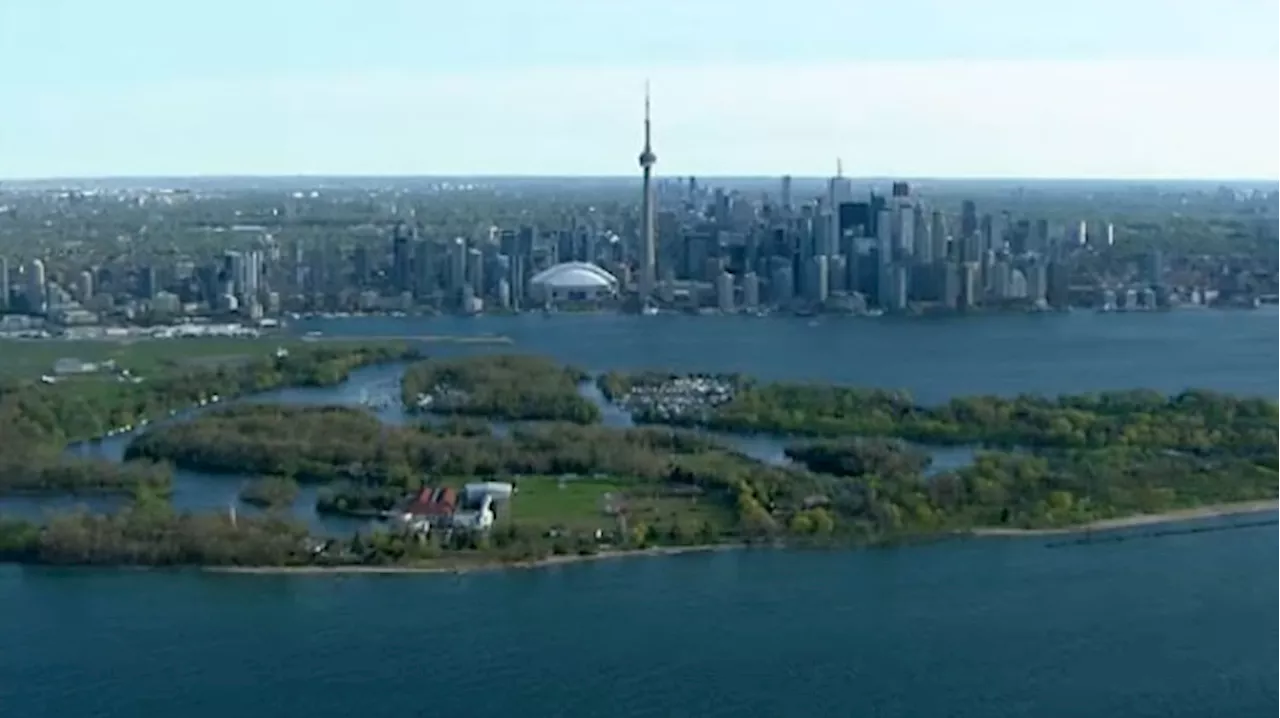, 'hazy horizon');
2,0,1276,180
3,174,1278,187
